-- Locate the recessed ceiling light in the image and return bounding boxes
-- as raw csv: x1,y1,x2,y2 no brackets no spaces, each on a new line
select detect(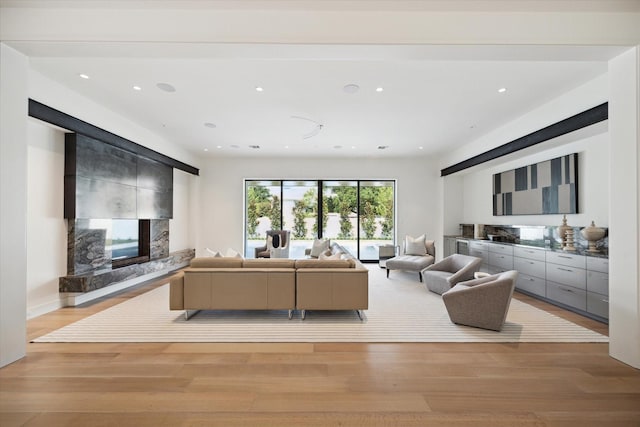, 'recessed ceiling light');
376,87,384,92
79,73,90,79
203,148,209,152
156,82,176,92
255,86,264,92
216,145,222,149
343,84,360,94
418,146,424,150
204,122,216,128
498,87,507,93
333,145,342,149
132,85,142,91
351,146,356,149
284,145,289,149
